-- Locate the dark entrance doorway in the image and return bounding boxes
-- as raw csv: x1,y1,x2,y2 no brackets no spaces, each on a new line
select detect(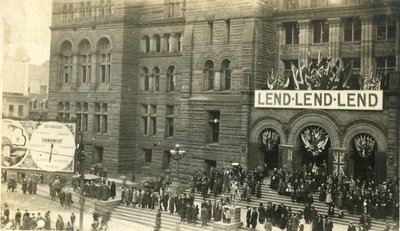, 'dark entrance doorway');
298,126,330,169
260,129,280,169
351,134,377,181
